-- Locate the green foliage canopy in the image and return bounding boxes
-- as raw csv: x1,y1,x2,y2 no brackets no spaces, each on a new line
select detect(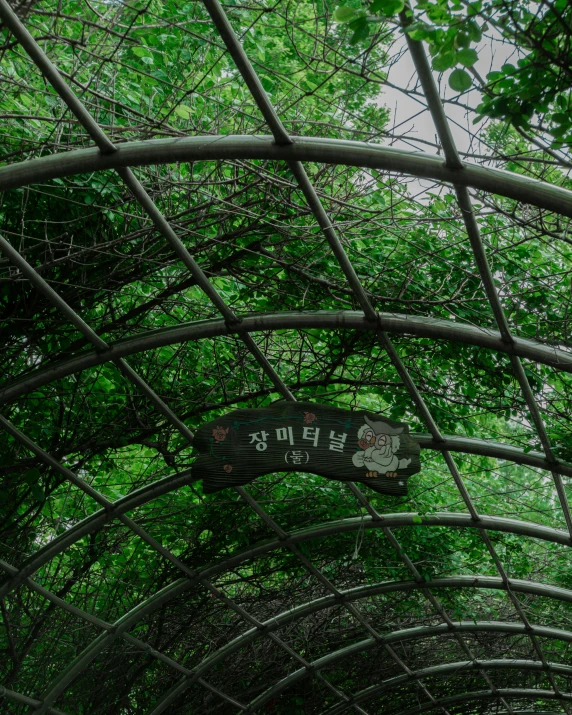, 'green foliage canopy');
0,0,571,712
